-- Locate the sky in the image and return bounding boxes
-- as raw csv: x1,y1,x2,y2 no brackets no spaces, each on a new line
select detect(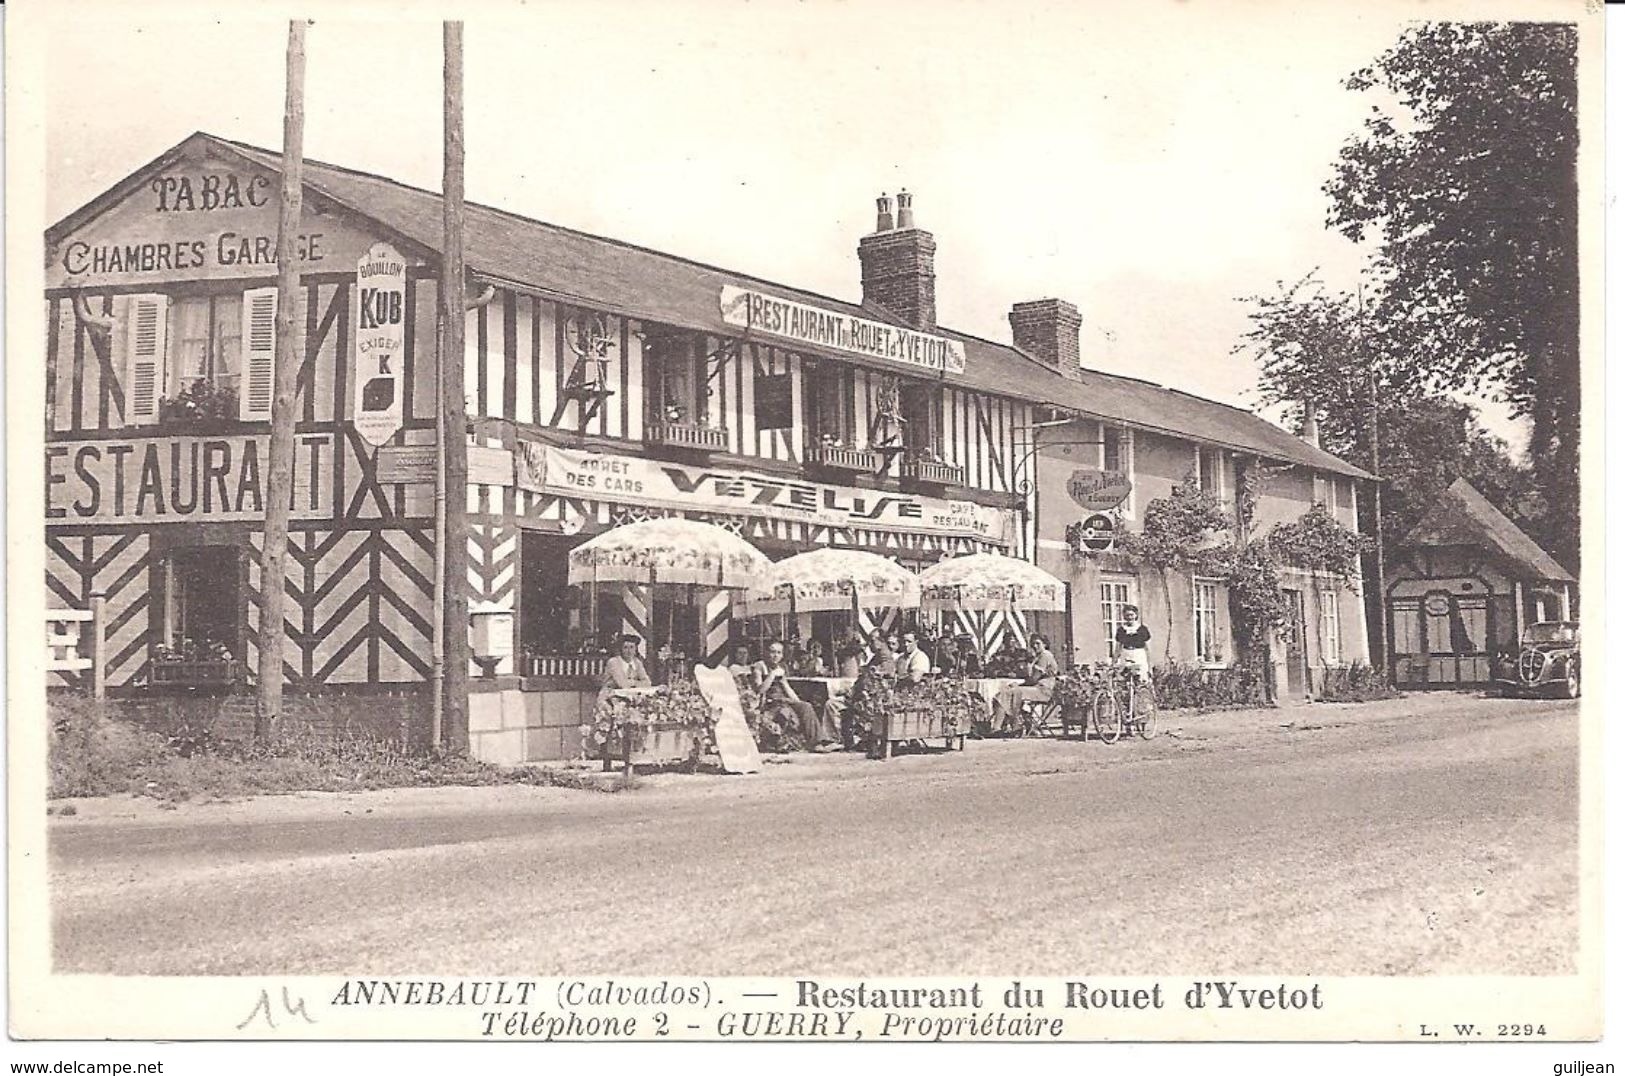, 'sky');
39,0,1544,453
